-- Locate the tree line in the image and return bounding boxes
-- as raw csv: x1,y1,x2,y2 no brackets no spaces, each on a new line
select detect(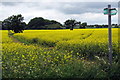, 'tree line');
1,14,119,33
